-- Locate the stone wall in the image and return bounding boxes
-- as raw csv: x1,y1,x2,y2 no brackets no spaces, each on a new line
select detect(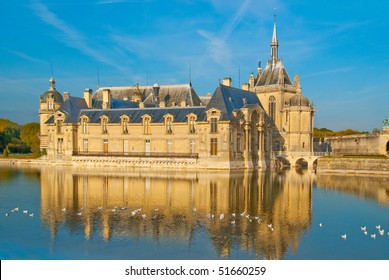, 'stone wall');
325,127,389,156
317,157,389,175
